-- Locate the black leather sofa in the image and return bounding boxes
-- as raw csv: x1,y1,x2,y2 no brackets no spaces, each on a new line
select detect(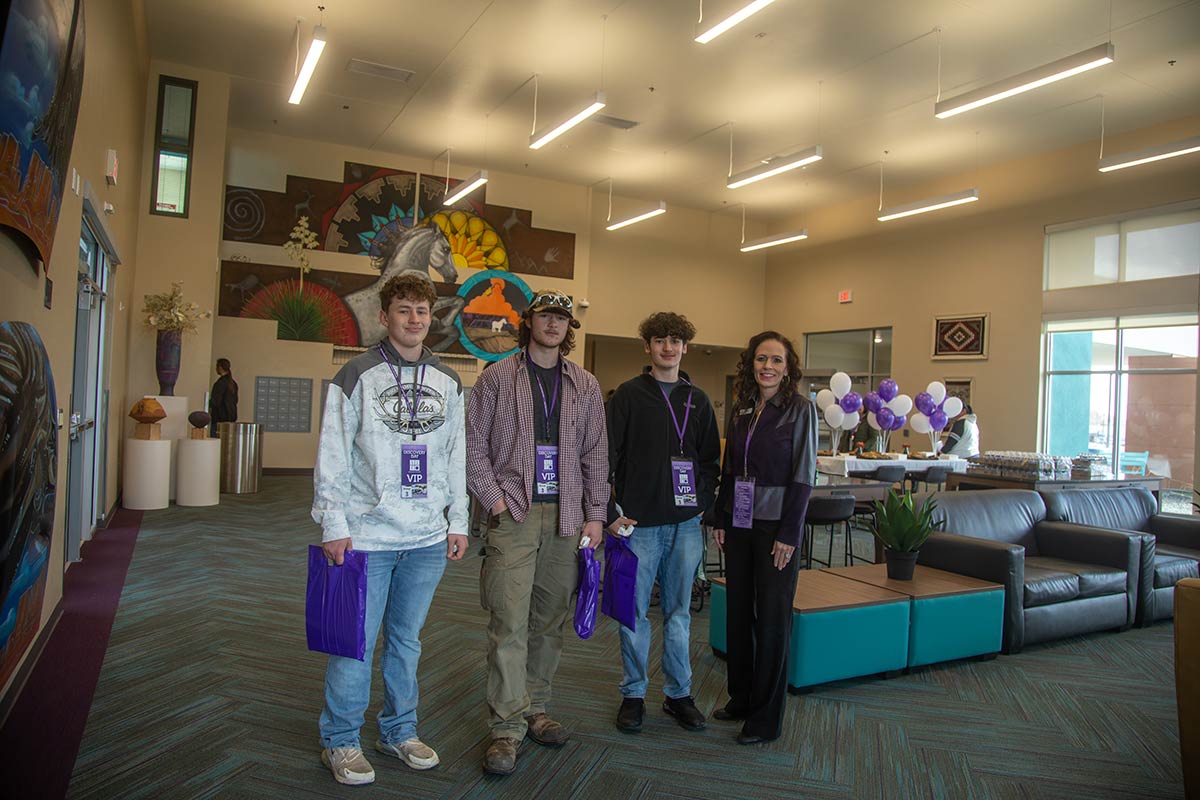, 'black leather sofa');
917,490,1142,653
1040,487,1200,624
